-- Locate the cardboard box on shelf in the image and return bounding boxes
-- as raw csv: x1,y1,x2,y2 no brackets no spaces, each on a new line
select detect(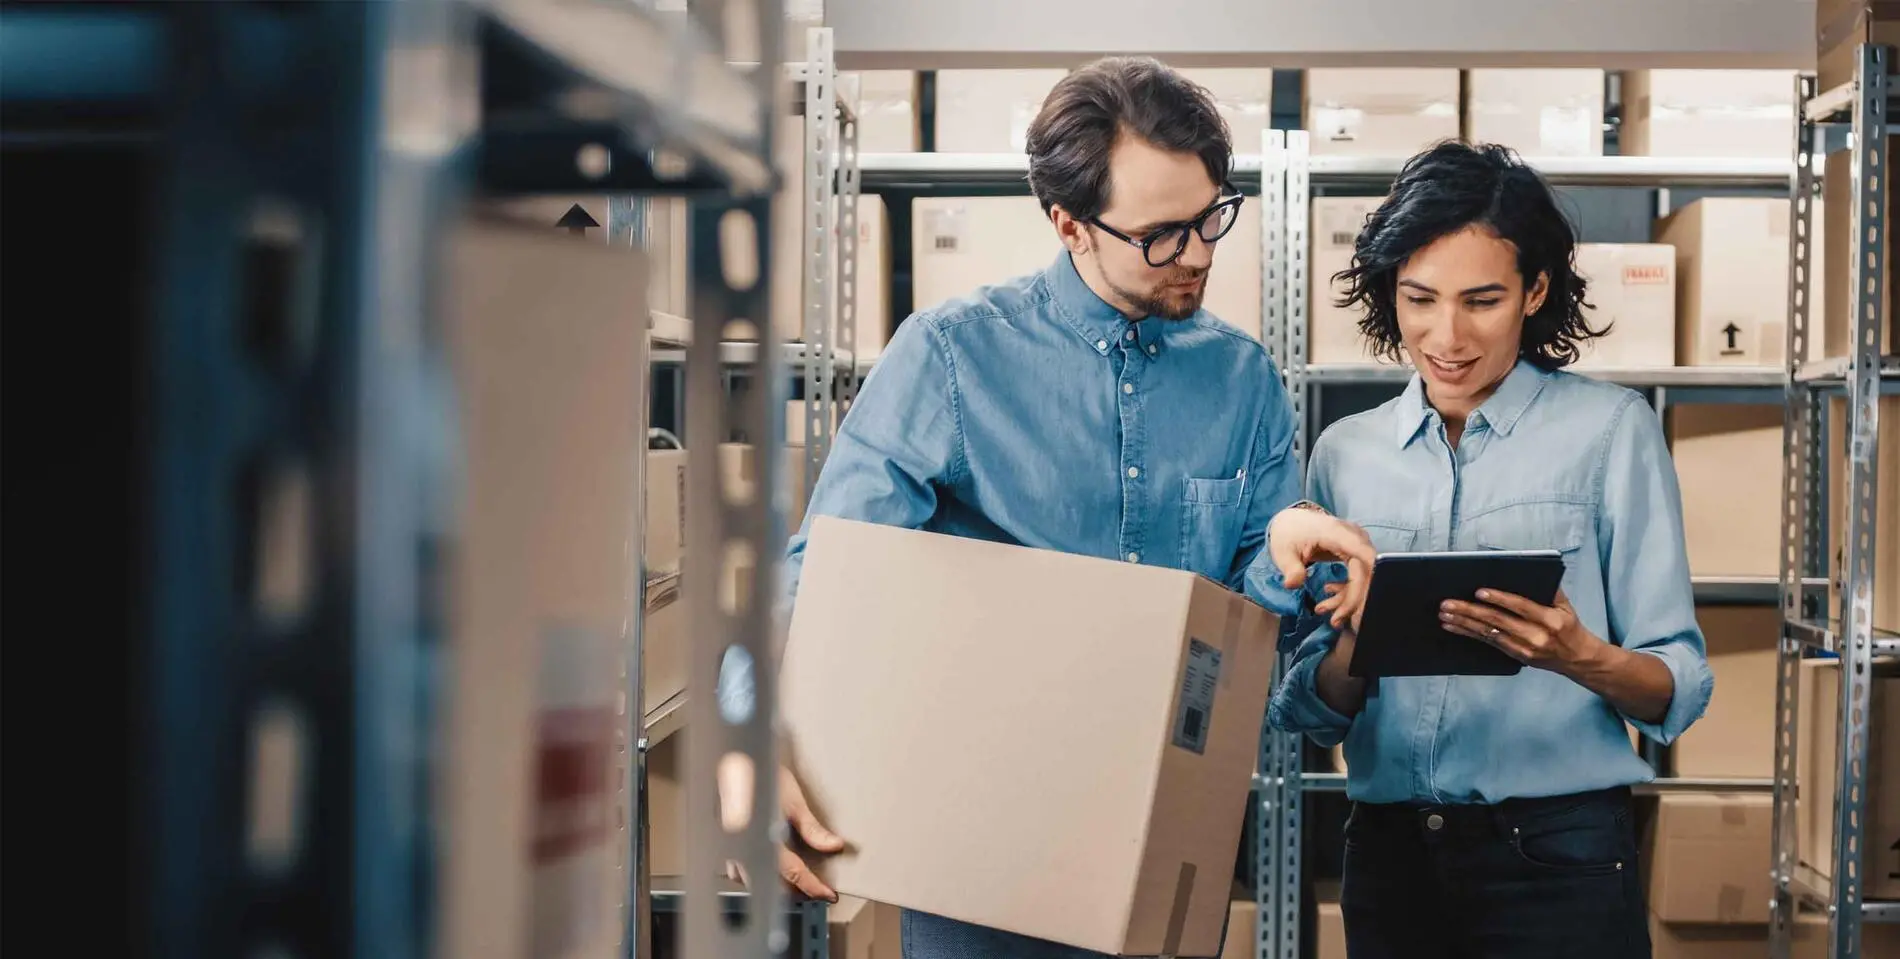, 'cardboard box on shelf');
1667,605,1780,779
1657,196,1827,368
1791,912,1900,958
719,443,812,528
1308,195,1386,365
439,215,646,959
1571,243,1677,369
645,733,683,877
1315,883,1346,959
781,517,1281,957
646,449,687,571
1822,145,1900,361
1619,70,1797,159
933,70,1068,153
911,196,1263,340
1644,793,1774,924
1647,914,1766,959
641,573,685,723
1304,69,1461,157
1816,0,1900,90
645,197,692,319
1797,657,1900,900
1219,892,1257,959
850,193,893,358
829,896,878,959
1667,404,1785,579
1825,395,1900,634
856,71,922,153
1464,69,1605,157
1181,69,1276,159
